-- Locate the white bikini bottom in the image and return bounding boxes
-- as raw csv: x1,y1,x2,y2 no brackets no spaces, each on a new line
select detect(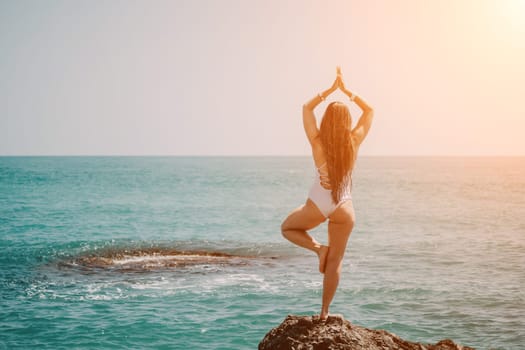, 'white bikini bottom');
308,180,352,218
